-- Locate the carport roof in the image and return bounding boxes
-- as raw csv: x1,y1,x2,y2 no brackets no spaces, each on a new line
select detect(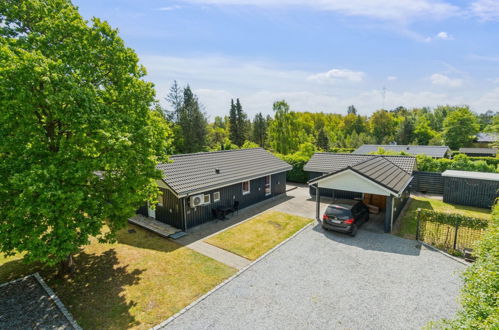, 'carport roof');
304,153,416,174
307,154,415,195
